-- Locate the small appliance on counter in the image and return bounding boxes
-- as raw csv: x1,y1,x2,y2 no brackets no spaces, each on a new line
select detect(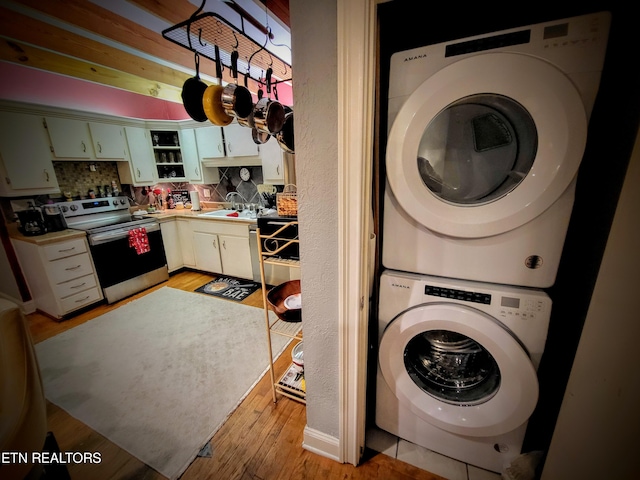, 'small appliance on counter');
15,204,47,236
42,204,67,232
